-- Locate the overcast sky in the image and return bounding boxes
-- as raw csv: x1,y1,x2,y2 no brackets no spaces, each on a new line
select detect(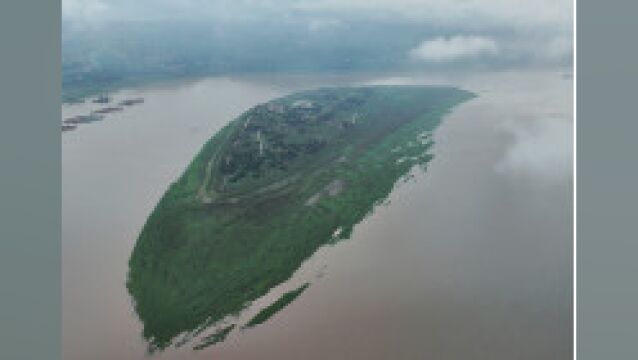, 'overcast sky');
62,0,573,69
